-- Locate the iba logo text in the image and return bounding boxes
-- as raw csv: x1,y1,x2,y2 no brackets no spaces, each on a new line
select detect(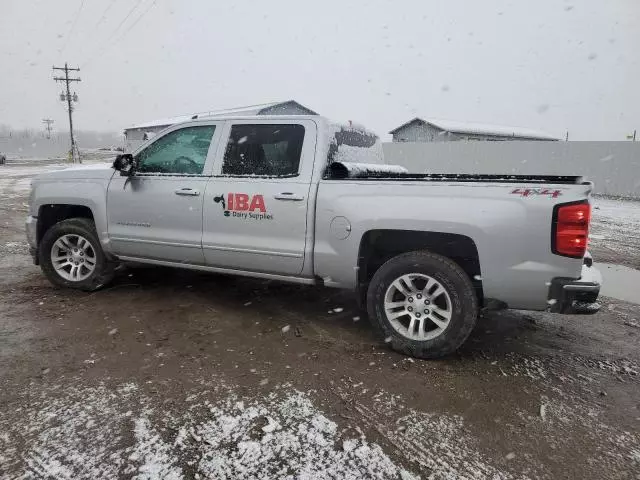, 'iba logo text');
214,193,273,220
